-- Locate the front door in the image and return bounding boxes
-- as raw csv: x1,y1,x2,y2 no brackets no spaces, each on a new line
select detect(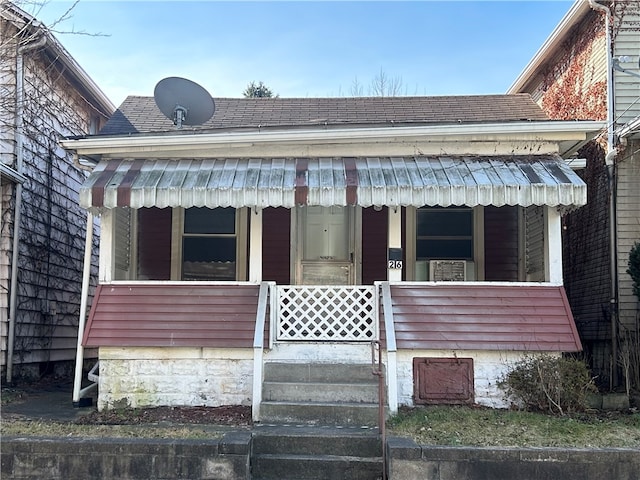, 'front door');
296,206,356,285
